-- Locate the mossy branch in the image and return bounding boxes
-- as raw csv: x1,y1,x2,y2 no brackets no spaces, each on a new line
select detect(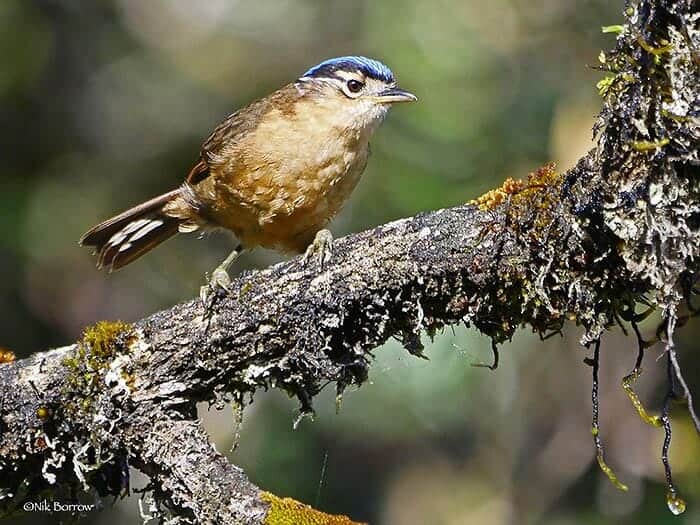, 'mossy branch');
1,0,699,522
